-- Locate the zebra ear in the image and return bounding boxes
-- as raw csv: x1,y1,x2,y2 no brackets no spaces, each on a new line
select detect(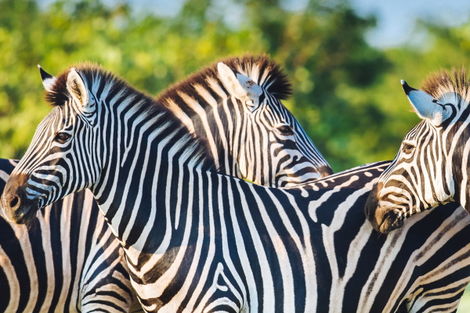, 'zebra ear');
217,62,263,112
38,65,56,92
66,68,89,108
401,80,452,125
